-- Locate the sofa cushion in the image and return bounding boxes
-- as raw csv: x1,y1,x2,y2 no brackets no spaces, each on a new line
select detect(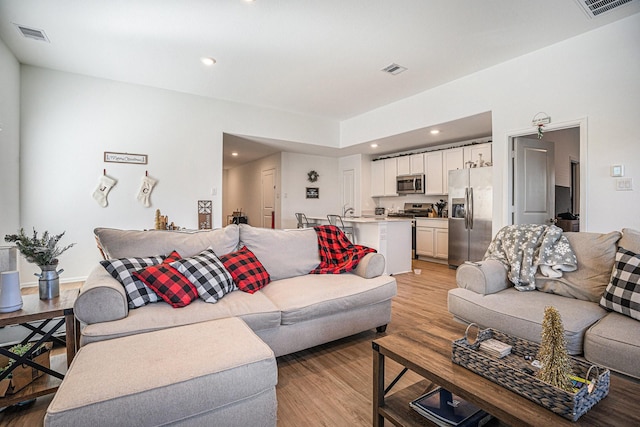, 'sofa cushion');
599,247,640,321
94,226,239,259
79,290,282,345
238,225,320,281
260,273,397,325
219,246,270,294
584,312,640,379
447,287,608,355
170,248,236,303
100,256,165,309
535,231,621,302
133,251,198,308
620,228,640,253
